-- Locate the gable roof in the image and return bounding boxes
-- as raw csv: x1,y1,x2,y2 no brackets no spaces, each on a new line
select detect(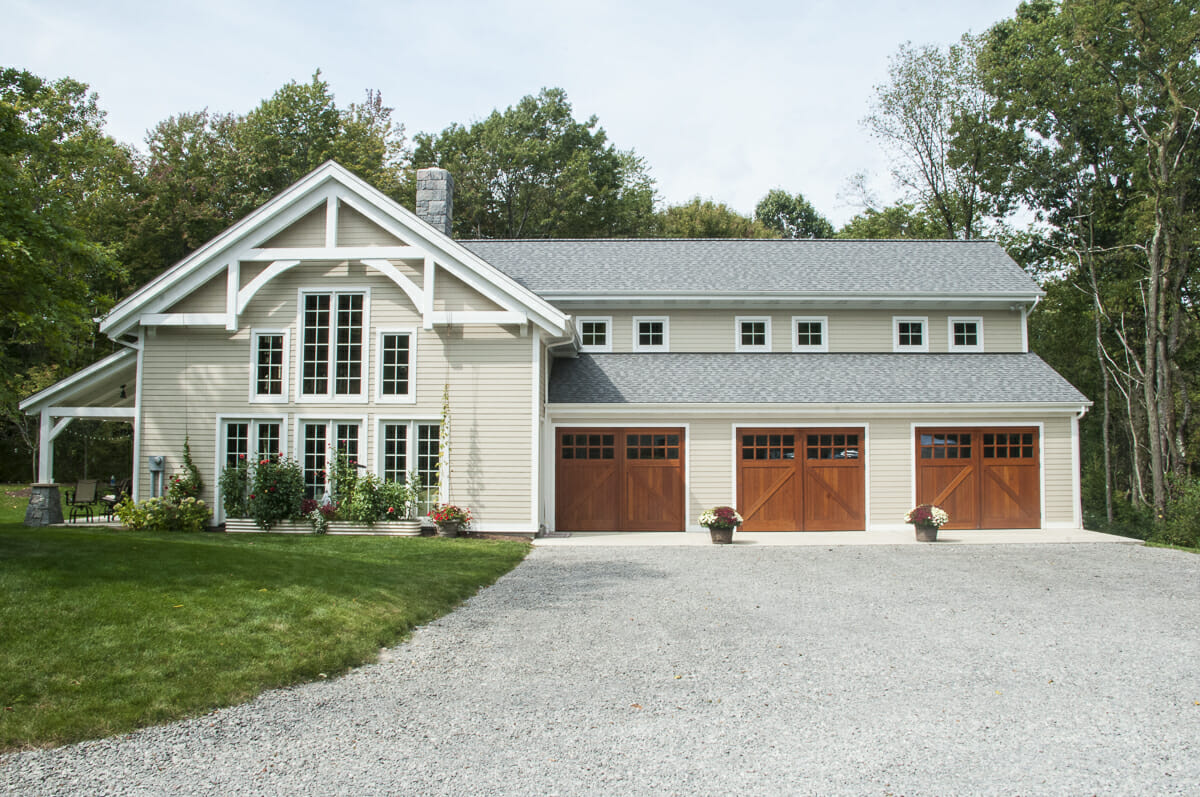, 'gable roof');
462,239,1042,299
100,162,569,338
548,353,1089,406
